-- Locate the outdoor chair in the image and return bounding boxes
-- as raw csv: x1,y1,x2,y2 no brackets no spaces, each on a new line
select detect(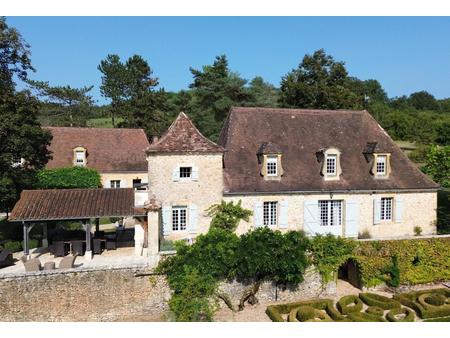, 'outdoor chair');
23,258,42,272
71,240,85,256
53,241,68,257
58,254,77,269
0,249,13,269
93,238,104,254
